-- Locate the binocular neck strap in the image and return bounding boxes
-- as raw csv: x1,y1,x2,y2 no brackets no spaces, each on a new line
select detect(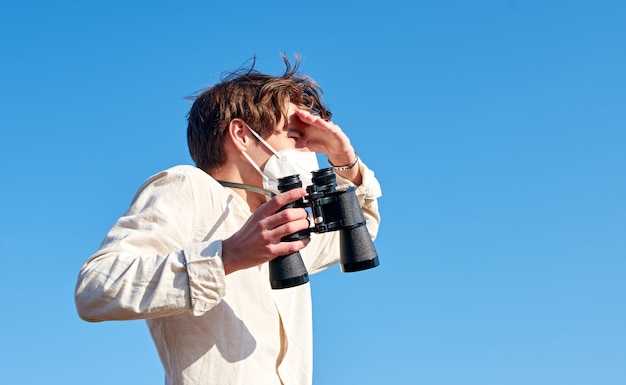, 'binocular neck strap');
217,180,276,198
